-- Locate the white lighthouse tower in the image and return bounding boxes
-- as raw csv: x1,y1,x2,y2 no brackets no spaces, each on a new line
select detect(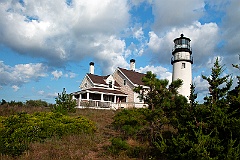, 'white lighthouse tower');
171,34,193,99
